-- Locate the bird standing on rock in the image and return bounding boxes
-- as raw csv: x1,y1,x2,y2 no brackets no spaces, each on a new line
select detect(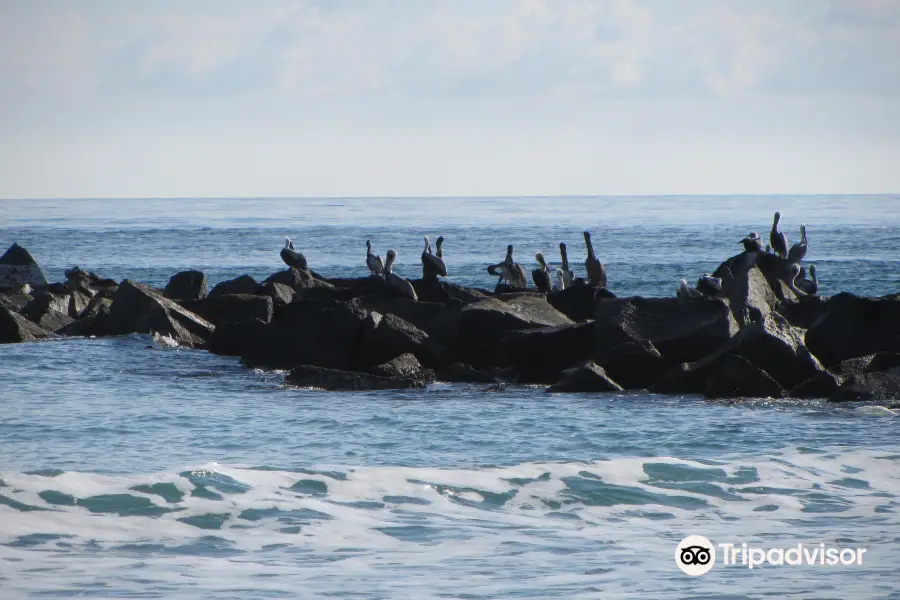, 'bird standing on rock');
487,244,527,289
280,237,307,269
583,231,607,288
740,232,762,252
365,240,383,276
421,235,448,280
384,249,418,301
787,224,808,264
532,252,552,294
770,212,789,259
558,242,574,289
796,264,819,295
677,279,703,300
